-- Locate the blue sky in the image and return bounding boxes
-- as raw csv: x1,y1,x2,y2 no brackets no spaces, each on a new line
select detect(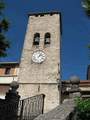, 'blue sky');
0,0,90,80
